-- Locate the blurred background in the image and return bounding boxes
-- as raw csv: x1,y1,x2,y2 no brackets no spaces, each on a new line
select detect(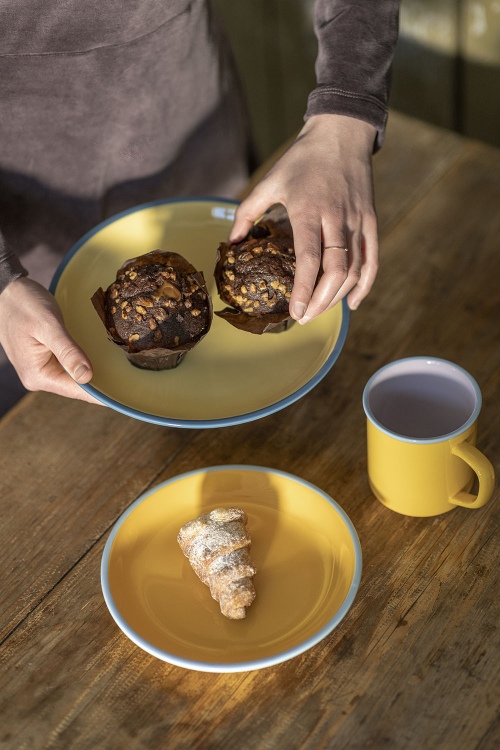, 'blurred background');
216,0,500,162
